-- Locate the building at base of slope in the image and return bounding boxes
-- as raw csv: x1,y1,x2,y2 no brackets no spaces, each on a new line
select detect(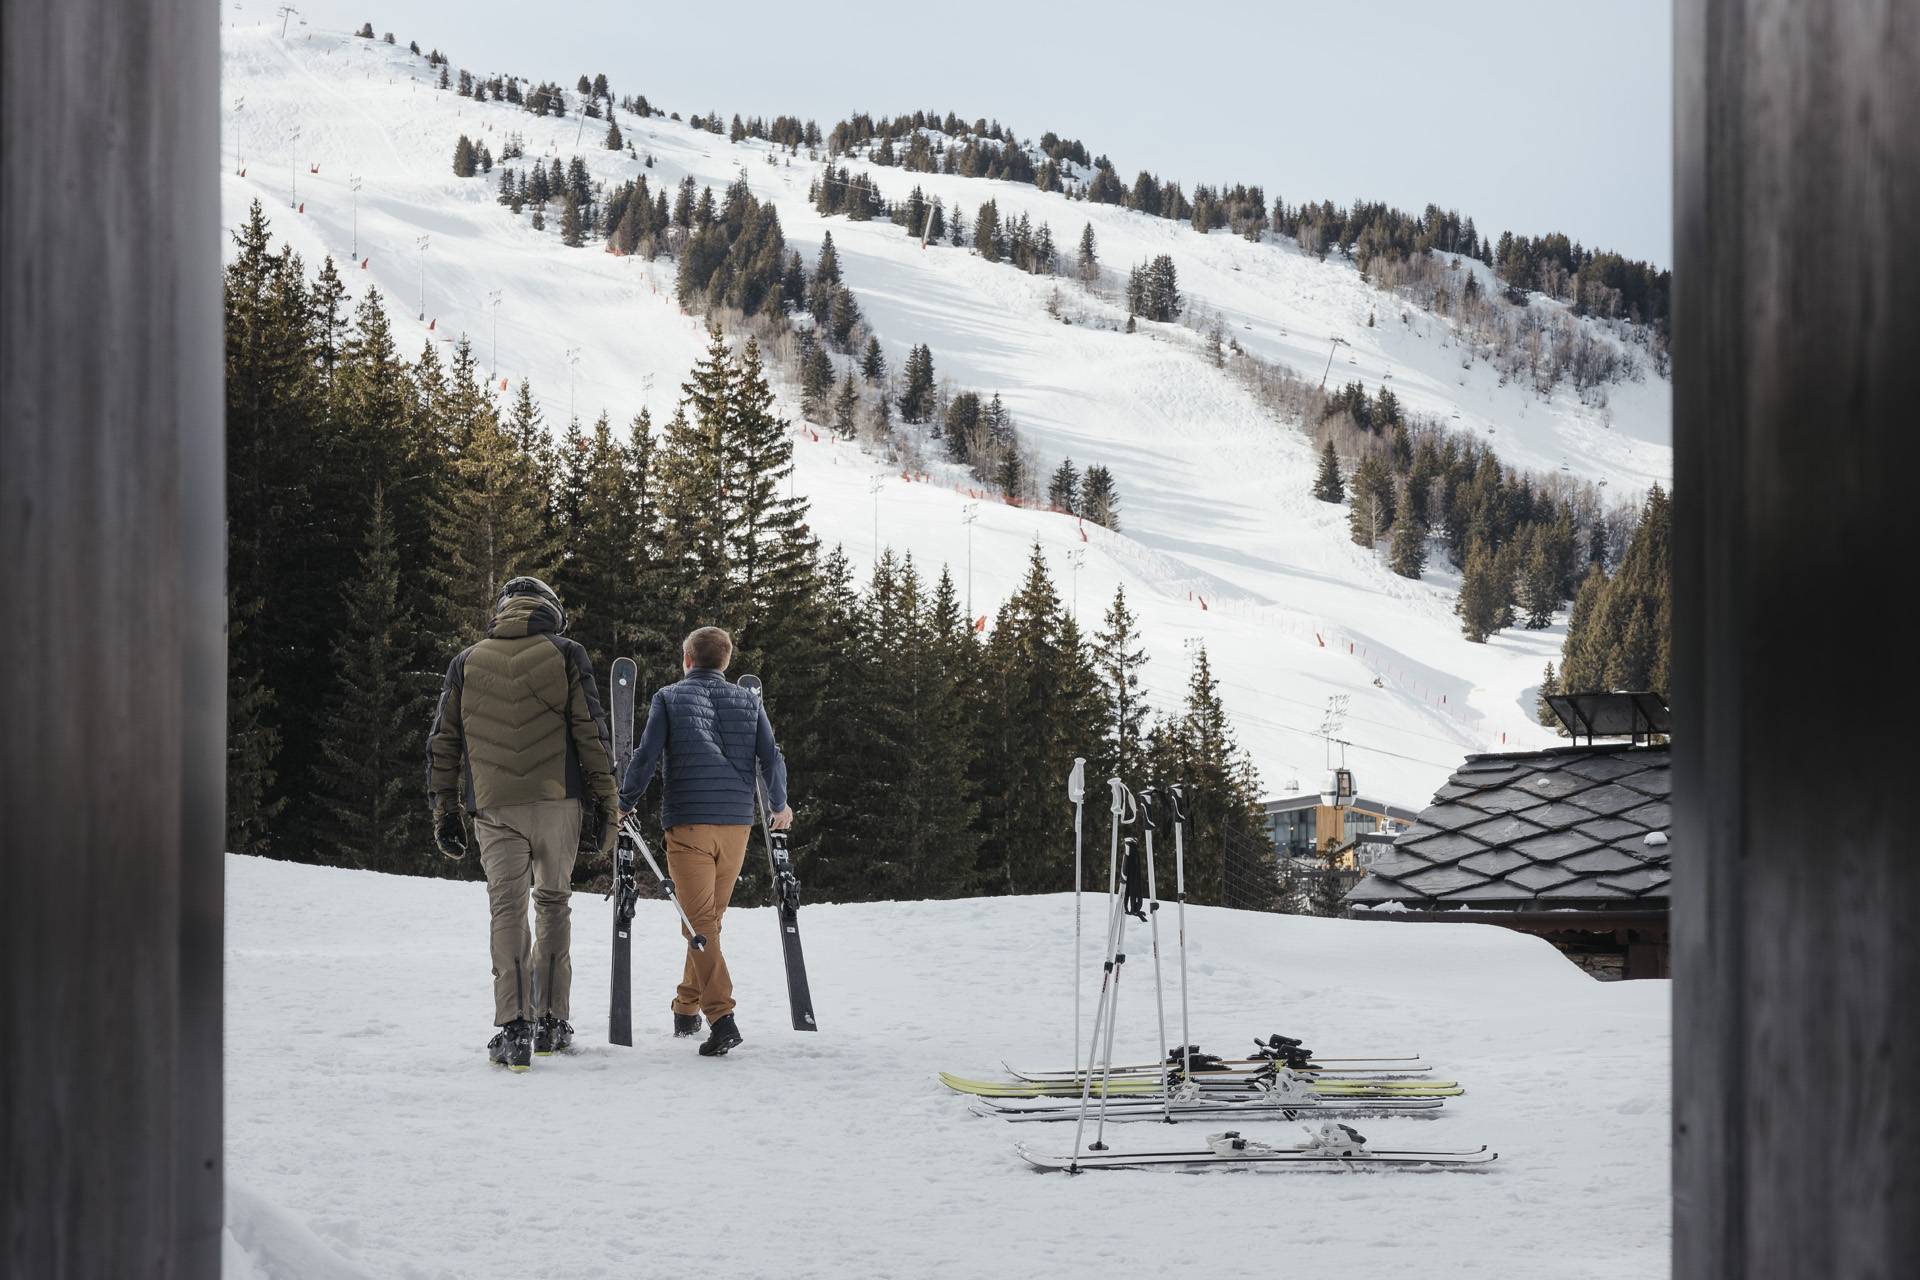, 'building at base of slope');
1341,691,1672,981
